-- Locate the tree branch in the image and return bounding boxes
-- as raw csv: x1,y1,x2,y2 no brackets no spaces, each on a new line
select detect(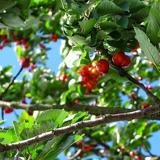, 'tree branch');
0,105,160,152
0,100,136,115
